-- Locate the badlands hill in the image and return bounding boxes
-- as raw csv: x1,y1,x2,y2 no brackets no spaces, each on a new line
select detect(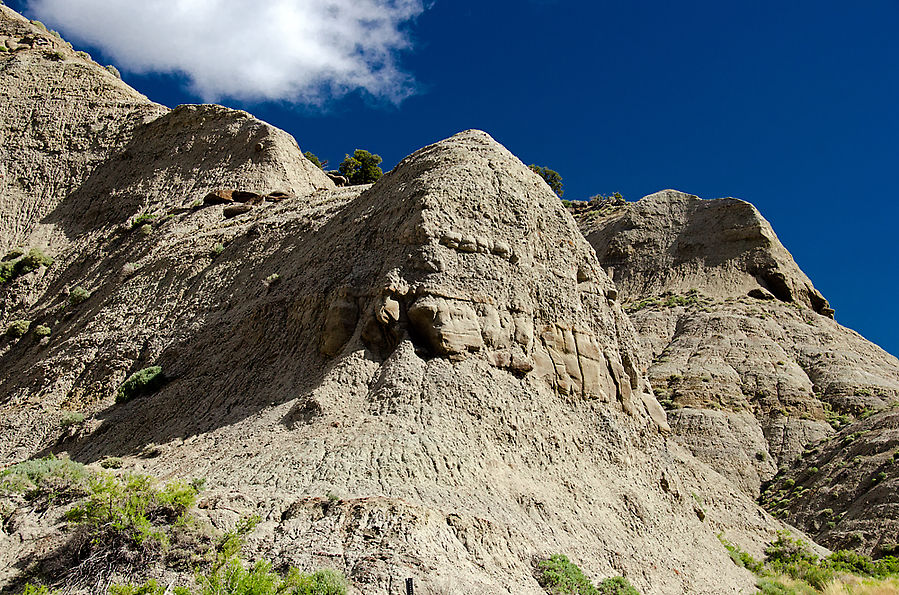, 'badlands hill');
1,5,897,594
575,191,899,552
